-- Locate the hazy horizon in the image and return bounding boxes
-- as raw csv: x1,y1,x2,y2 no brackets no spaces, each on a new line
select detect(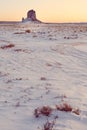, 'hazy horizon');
0,0,87,23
